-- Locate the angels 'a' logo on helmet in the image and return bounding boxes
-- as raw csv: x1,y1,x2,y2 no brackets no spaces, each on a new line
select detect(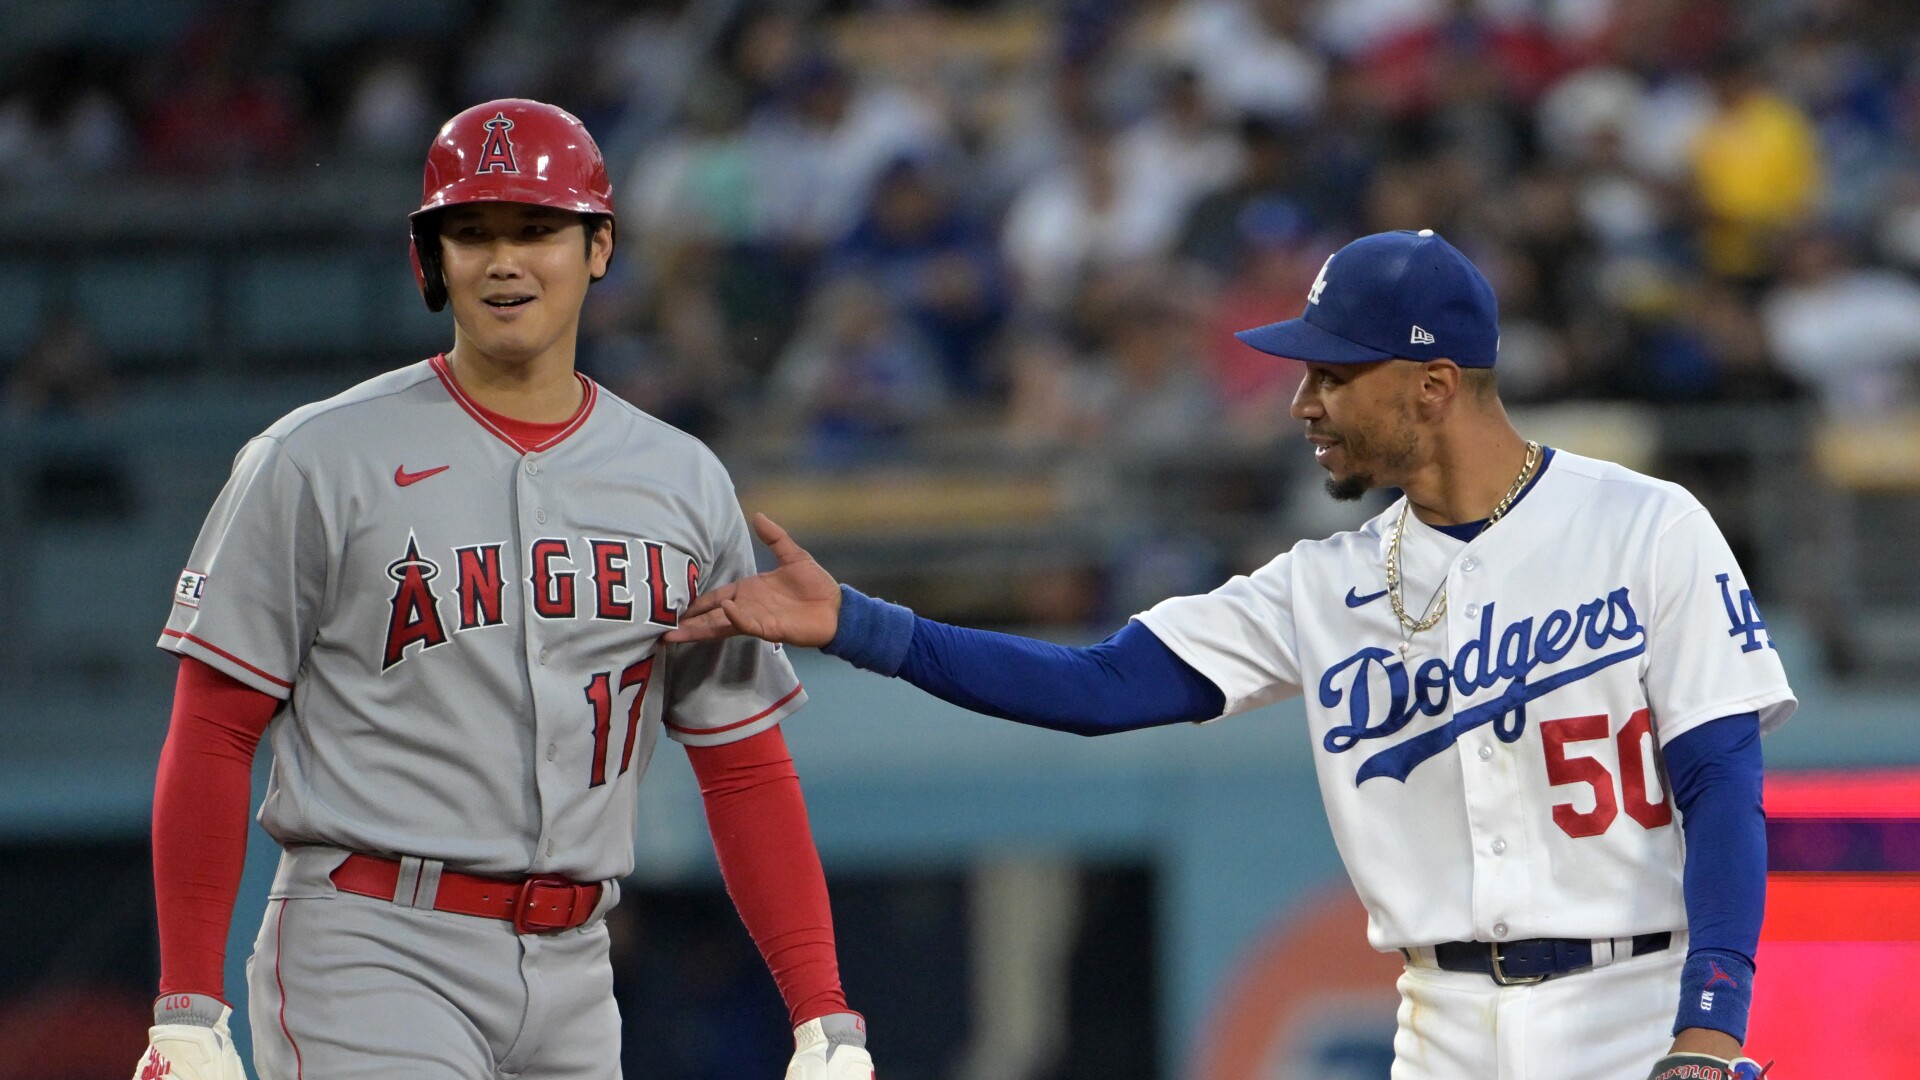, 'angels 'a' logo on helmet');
475,112,520,175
